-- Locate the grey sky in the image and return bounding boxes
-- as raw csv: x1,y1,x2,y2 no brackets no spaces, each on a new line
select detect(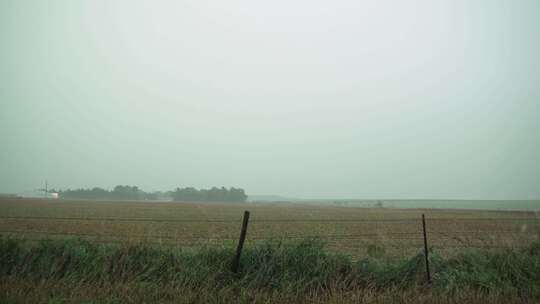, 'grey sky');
1,0,539,199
